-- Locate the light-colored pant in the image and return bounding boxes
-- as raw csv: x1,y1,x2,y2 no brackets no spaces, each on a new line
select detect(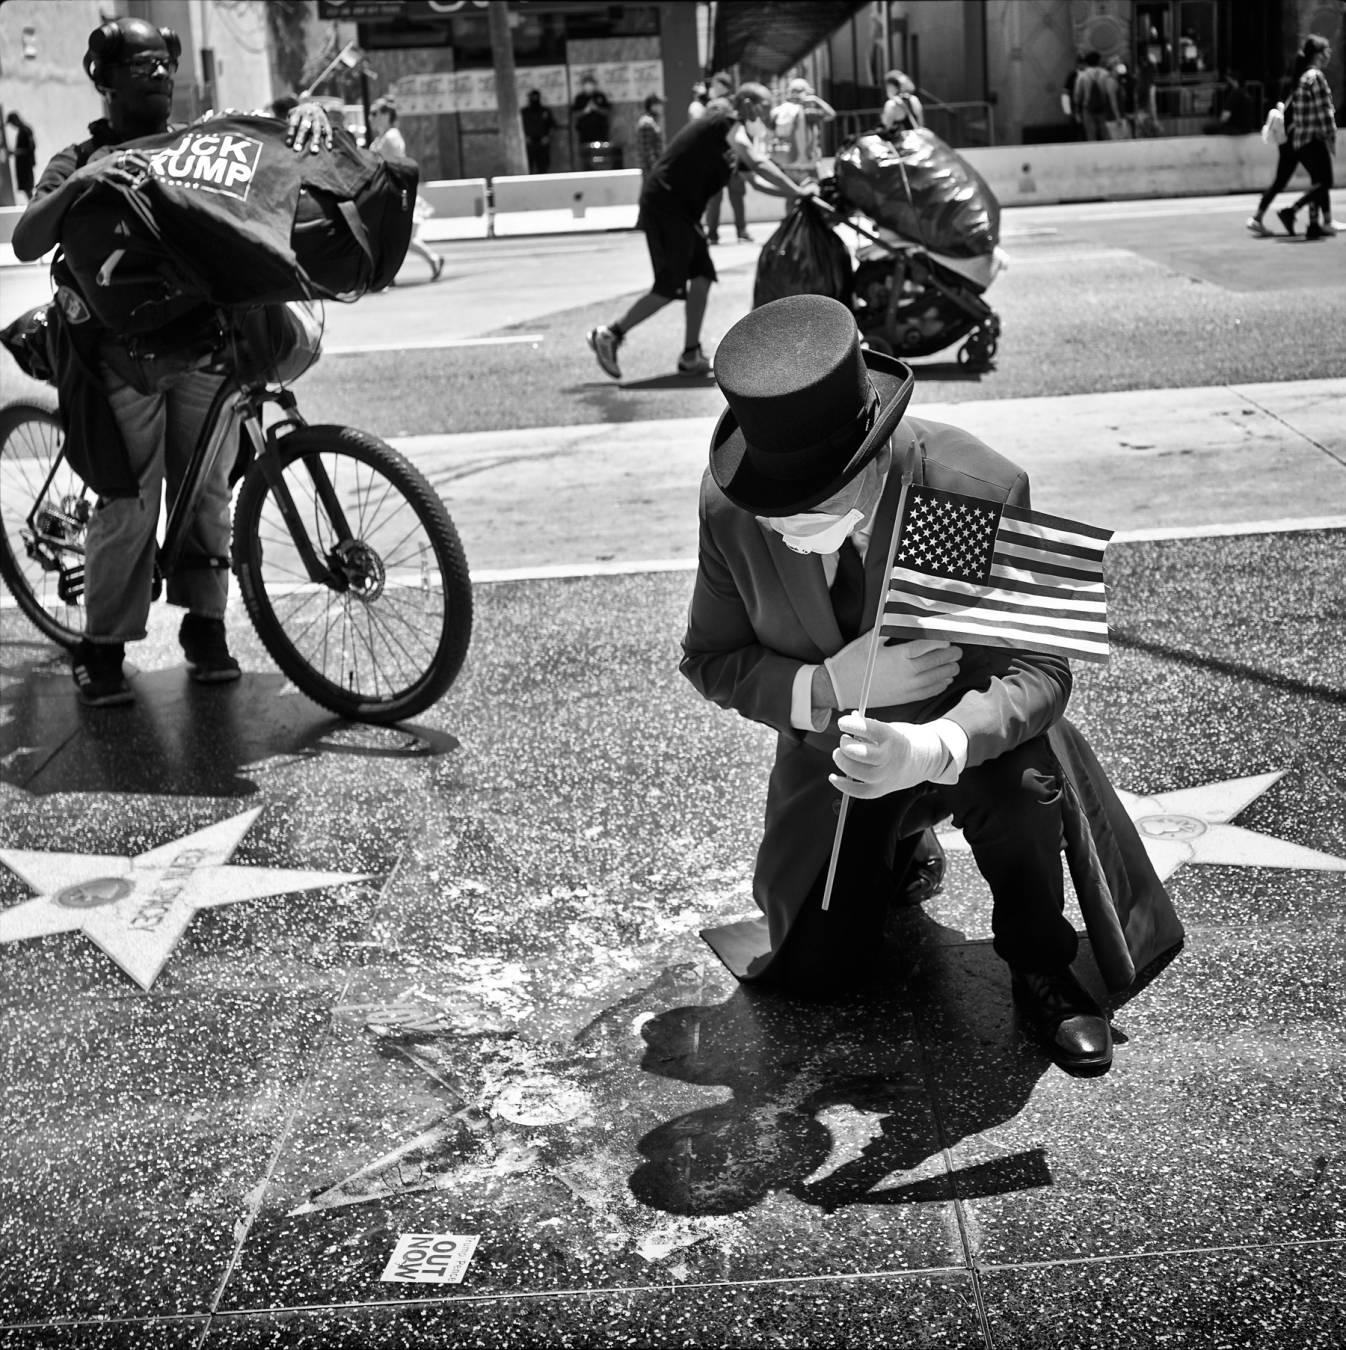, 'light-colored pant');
85,362,234,644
